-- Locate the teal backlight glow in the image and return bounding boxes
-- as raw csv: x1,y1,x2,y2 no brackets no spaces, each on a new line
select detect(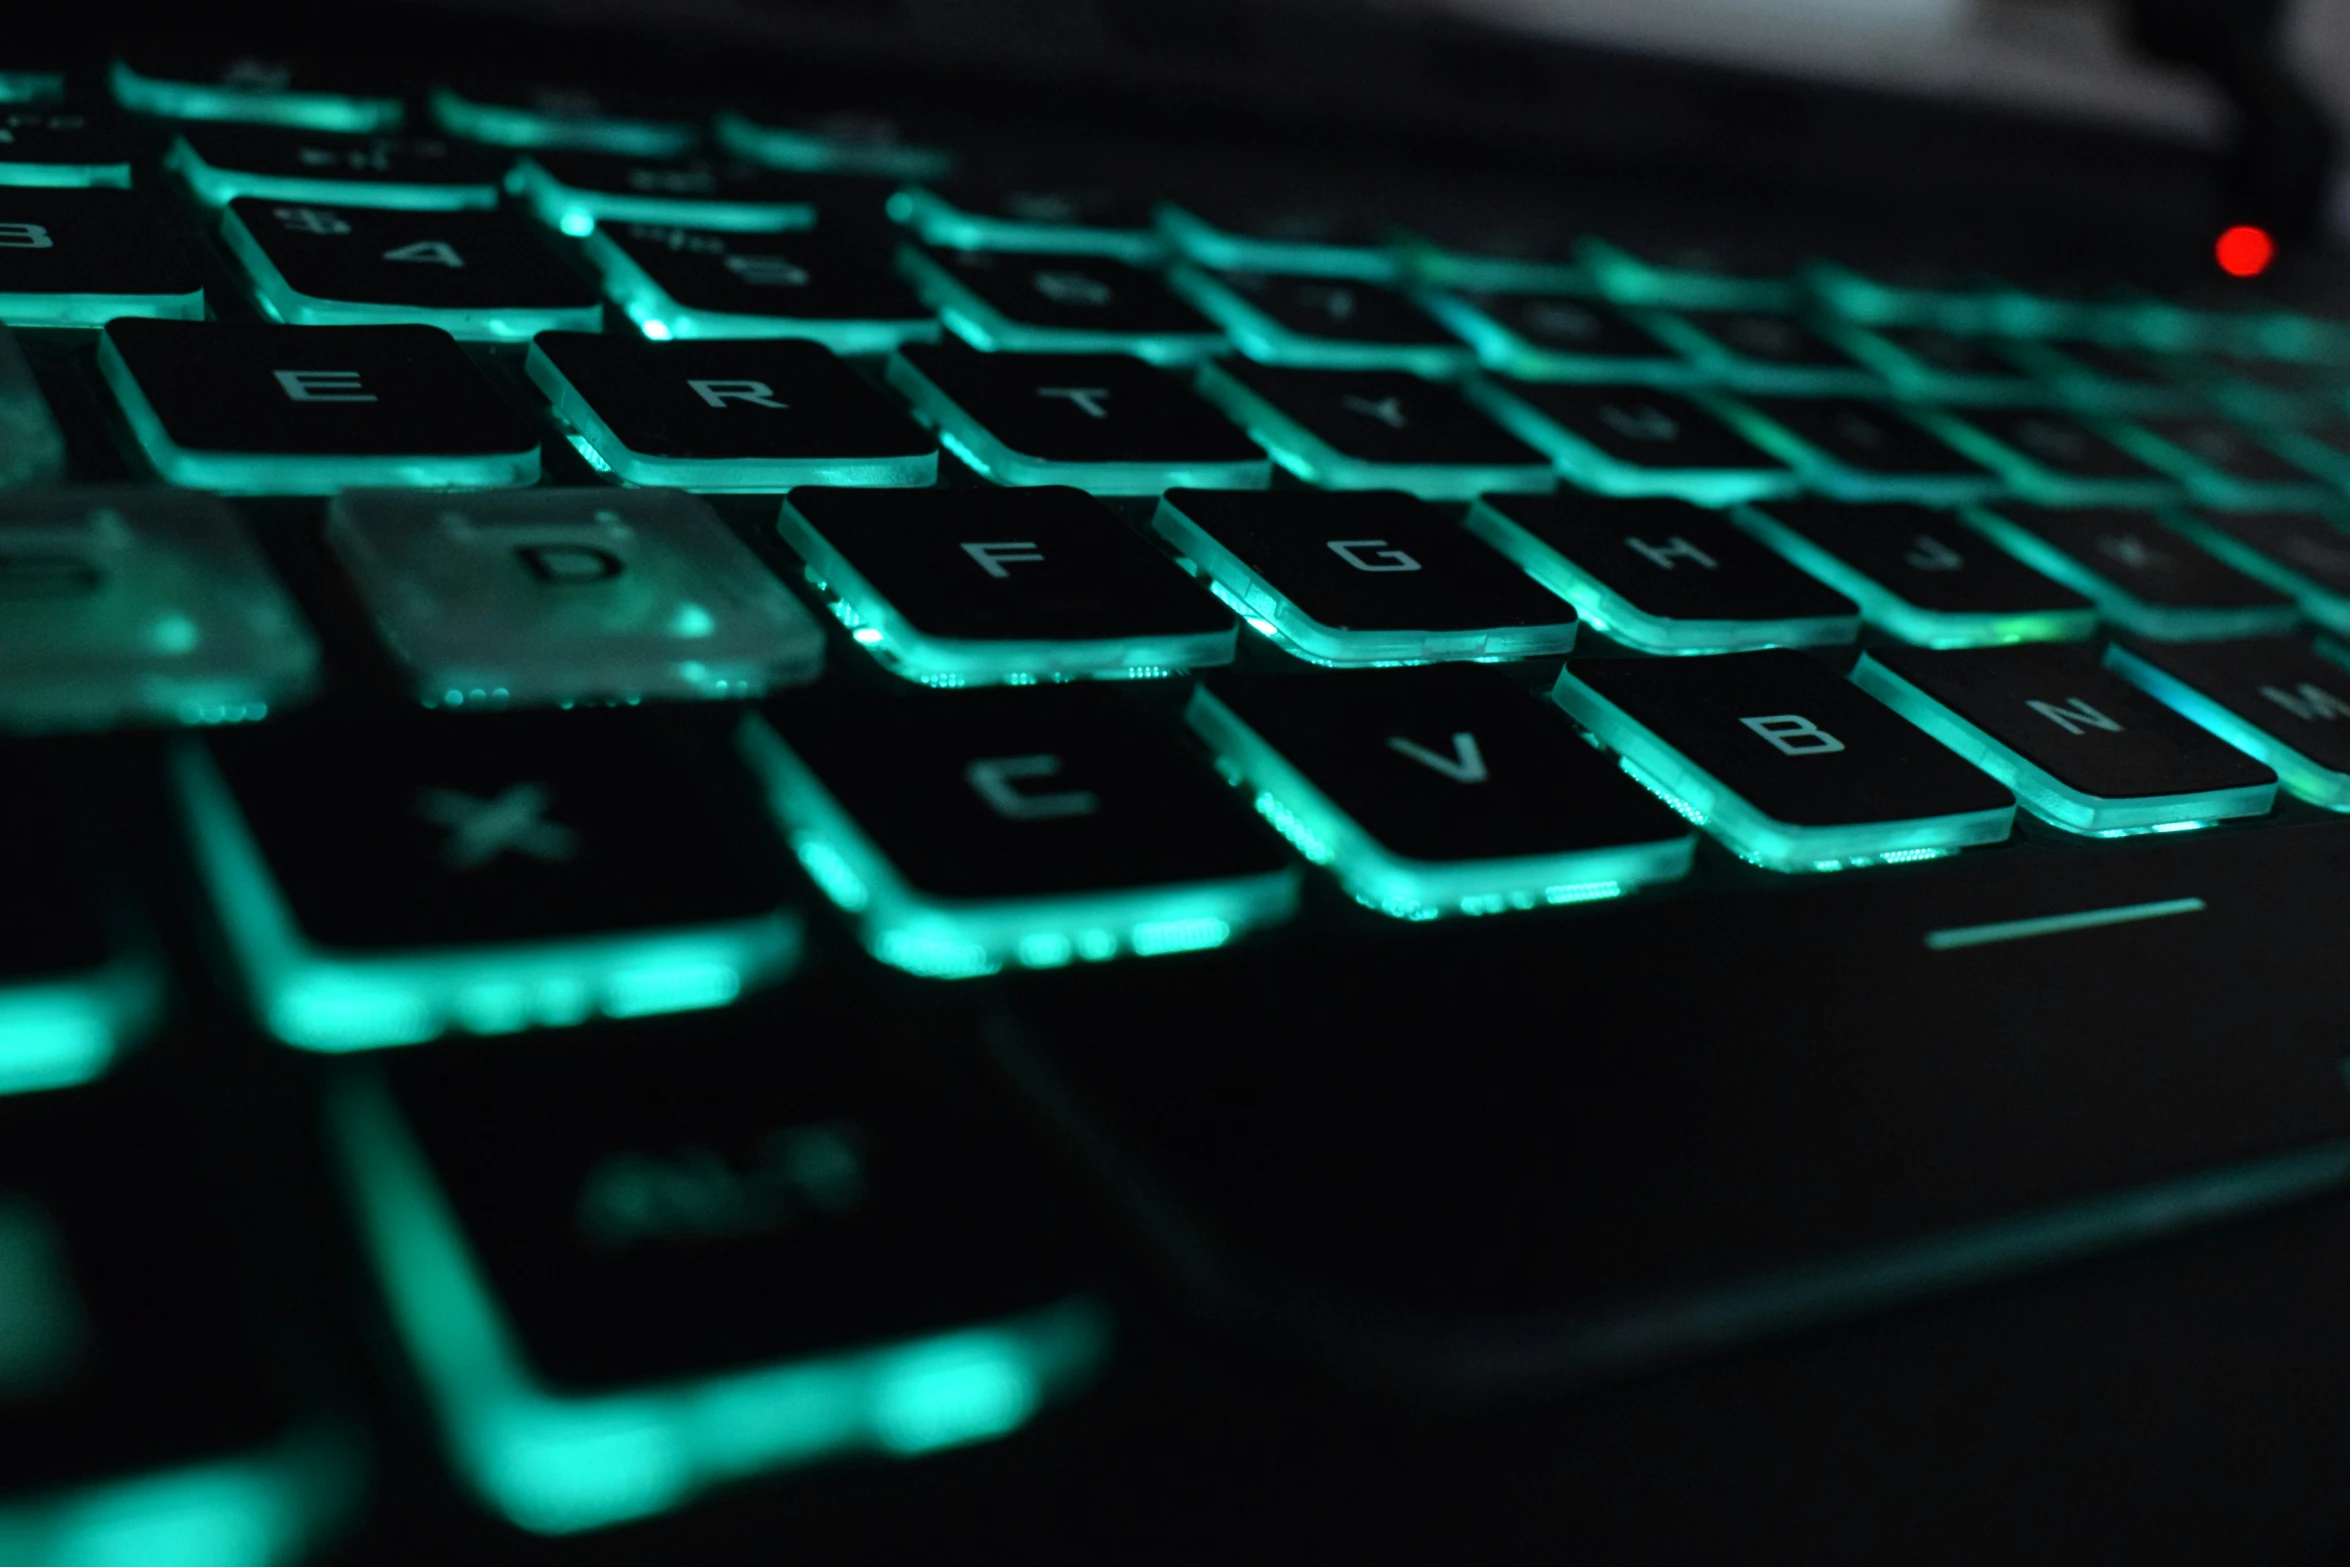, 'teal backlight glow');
2162,509,2350,635
0,1429,358,1567
1959,504,2302,642
1552,664,2015,872
1165,266,1470,375
428,88,691,157
508,158,815,236
110,60,404,133
1153,203,1397,281
886,188,1163,262
1153,496,1577,666
2104,643,2350,812
170,742,800,1052
882,354,1268,494
1464,499,1857,655
1729,505,2097,649
220,206,600,341
586,231,940,354
897,248,1225,364
714,111,953,180
1186,686,1690,919
166,137,496,212
738,717,1296,979
777,500,1232,684
1193,363,1552,500
329,1069,1107,1536
525,346,937,491
1851,651,2276,833
98,335,540,496
0,960,161,1098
